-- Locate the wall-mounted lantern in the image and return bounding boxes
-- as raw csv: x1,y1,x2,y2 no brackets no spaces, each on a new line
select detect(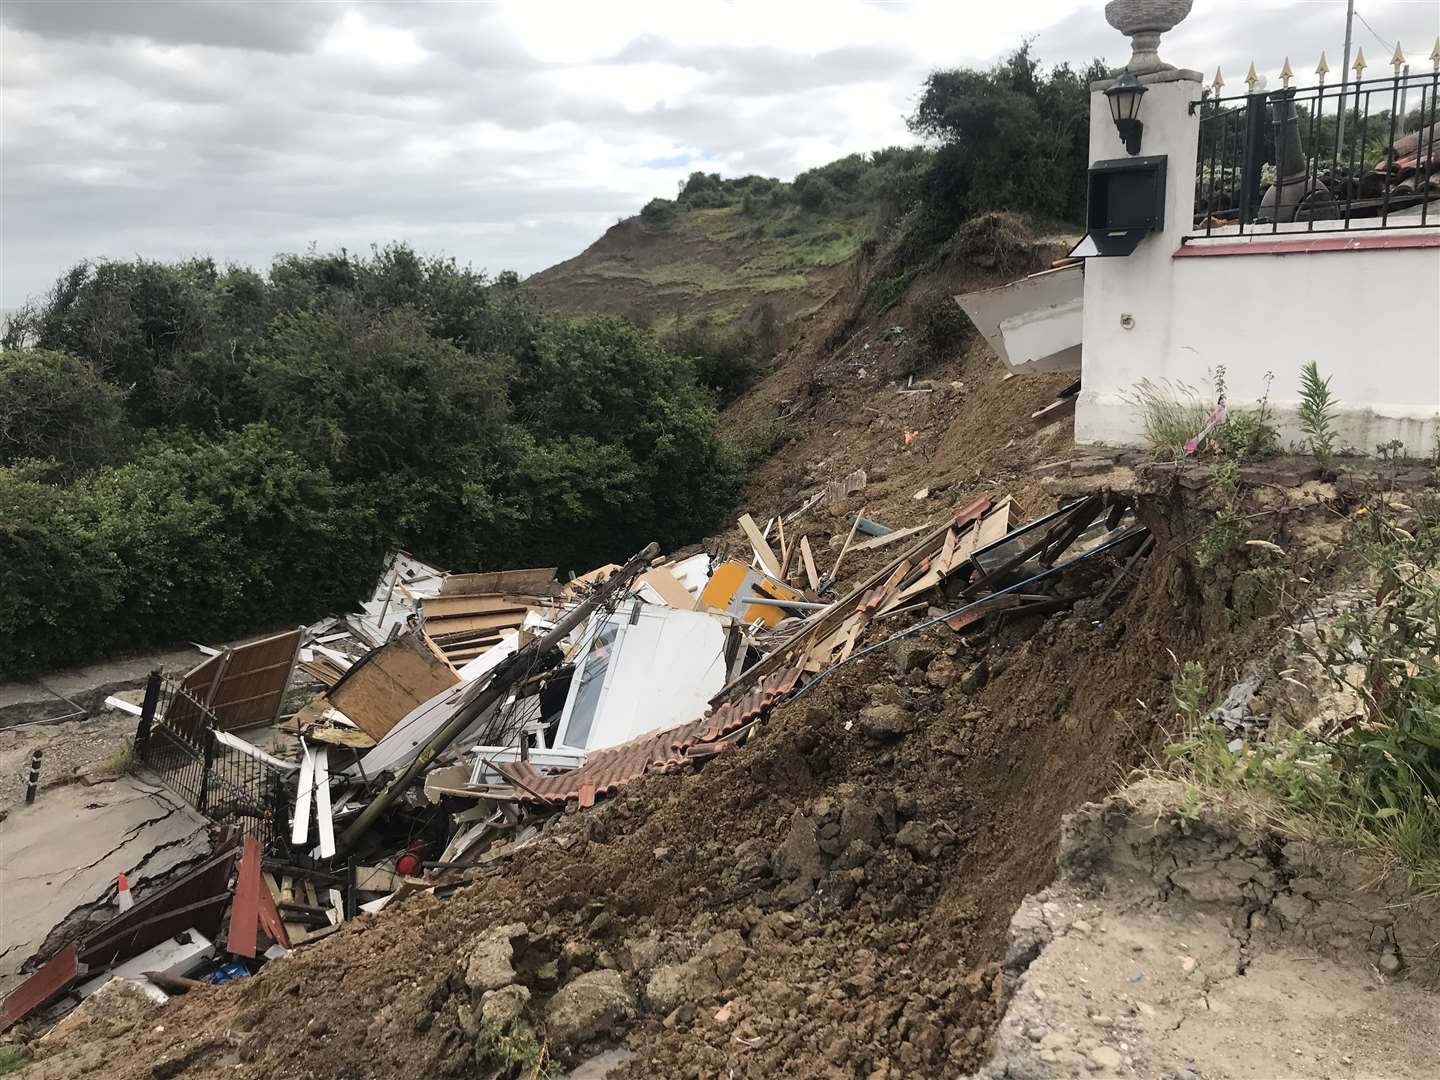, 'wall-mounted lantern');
1104,74,1148,154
